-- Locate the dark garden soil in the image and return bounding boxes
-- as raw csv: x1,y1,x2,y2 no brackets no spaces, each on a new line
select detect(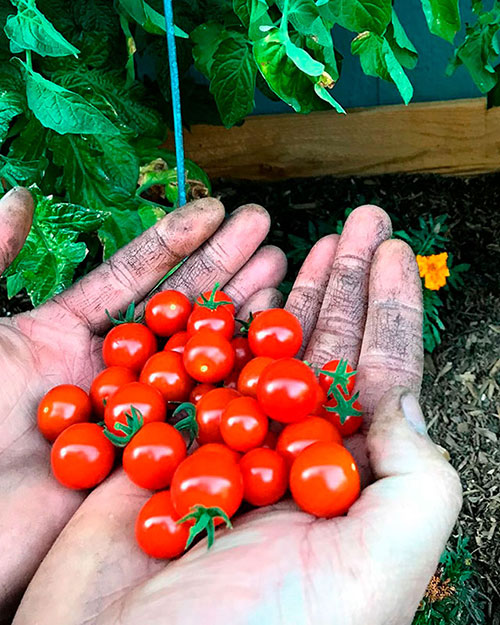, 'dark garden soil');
1,173,499,621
